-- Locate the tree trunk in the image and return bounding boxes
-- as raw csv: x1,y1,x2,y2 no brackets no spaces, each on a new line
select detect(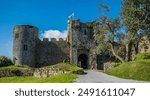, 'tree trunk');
128,41,133,61
125,41,132,61
125,43,128,61
134,41,139,54
110,43,125,63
